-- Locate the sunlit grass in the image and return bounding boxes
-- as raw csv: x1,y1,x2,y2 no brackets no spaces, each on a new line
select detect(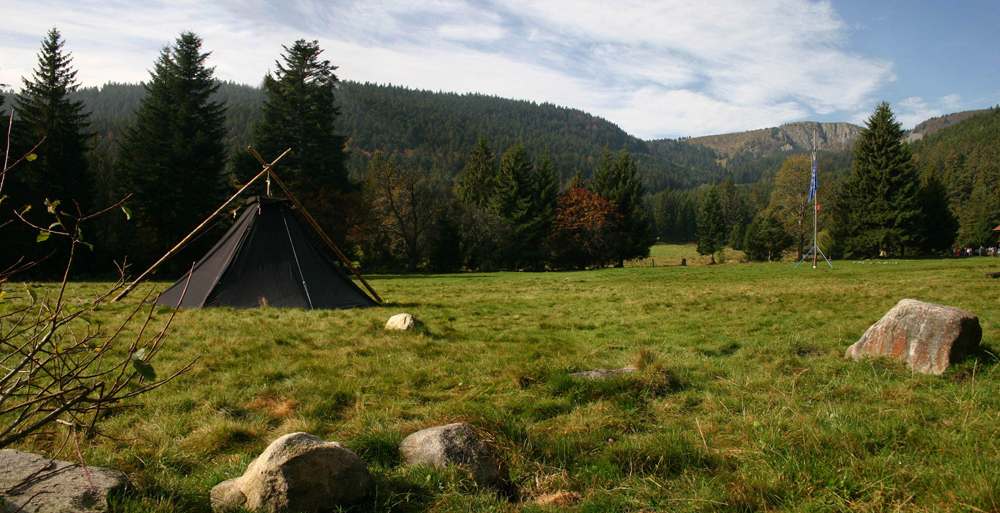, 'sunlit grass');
6,247,1000,512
